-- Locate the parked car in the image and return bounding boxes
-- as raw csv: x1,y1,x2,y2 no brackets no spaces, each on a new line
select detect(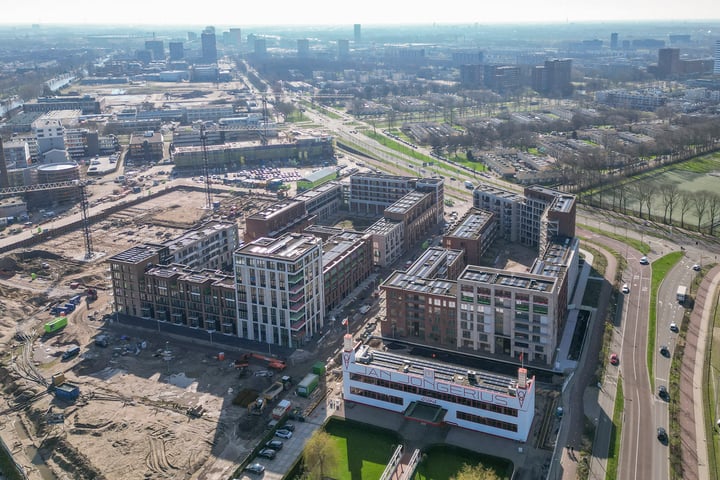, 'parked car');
275,429,292,439
657,427,668,444
257,448,276,459
609,353,619,365
658,385,669,401
265,440,283,450
659,345,670,357
669,322,679,333
622,284,630,294
692,264,701,271
244,463,265,474
640,256,650,265
281,423,295,432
